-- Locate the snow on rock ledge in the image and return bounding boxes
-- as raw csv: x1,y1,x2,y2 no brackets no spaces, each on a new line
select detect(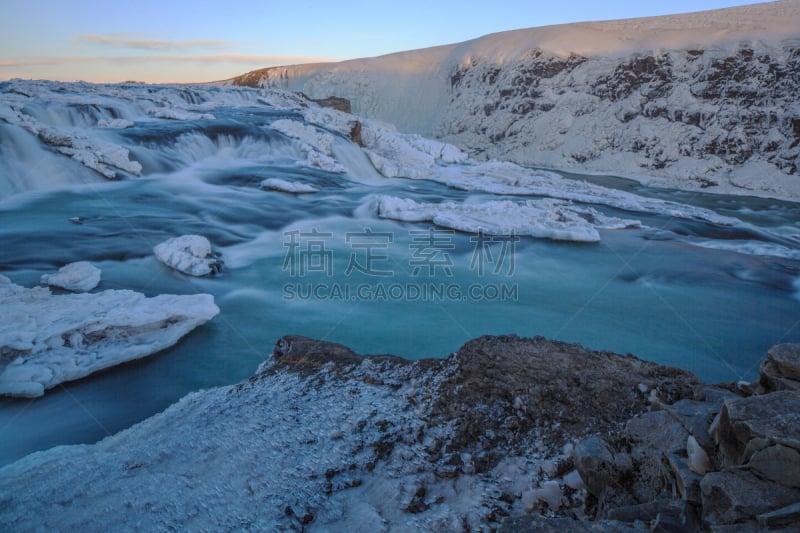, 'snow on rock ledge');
154,235,222,276
40,261,101,292
0,282,219,398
